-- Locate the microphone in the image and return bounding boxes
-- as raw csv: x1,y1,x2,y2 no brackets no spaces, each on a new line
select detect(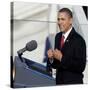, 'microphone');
17,40,37,56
